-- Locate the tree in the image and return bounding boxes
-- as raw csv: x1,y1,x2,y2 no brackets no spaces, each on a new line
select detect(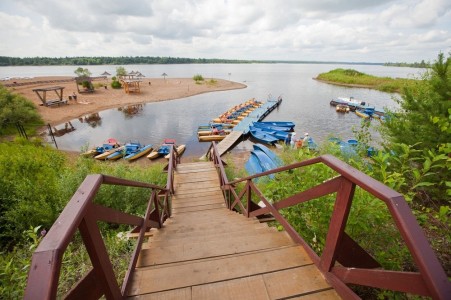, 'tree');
116,66,127,77
0,85,43,134
73,67,91,77
381,52,451,149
